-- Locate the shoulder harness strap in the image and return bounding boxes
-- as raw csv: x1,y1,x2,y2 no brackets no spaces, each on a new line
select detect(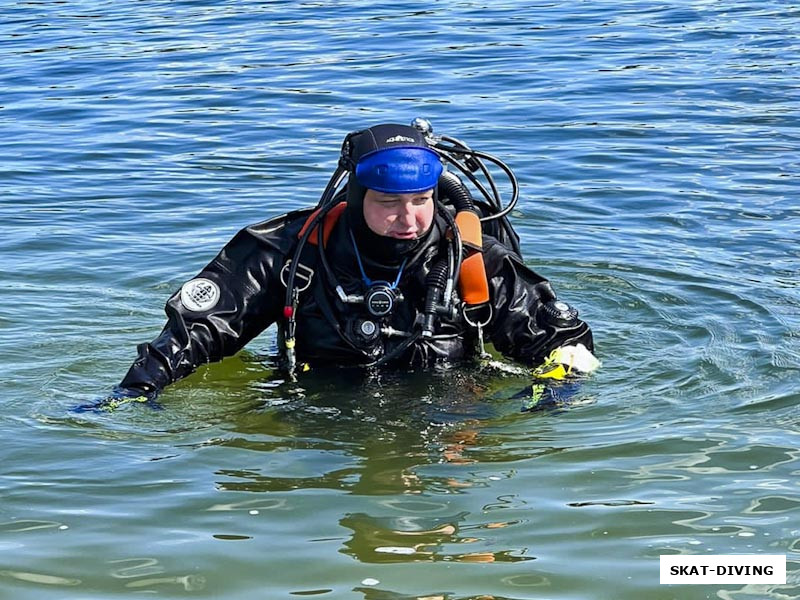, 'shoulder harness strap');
280,202,347,292
298,202,347,248
454,210,490,306
455,210,492,358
